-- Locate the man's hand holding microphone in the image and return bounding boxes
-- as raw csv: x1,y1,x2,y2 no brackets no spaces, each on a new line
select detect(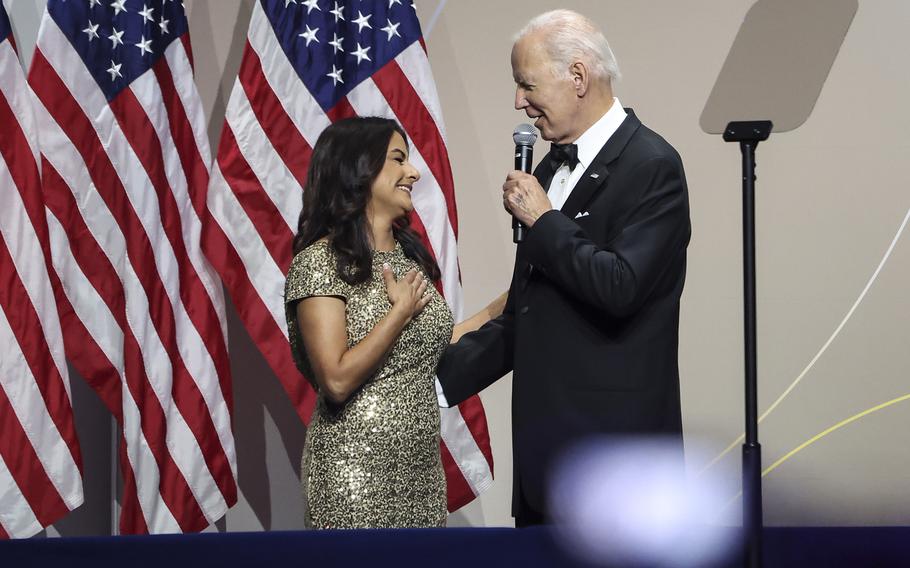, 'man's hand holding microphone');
508,124,552,242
